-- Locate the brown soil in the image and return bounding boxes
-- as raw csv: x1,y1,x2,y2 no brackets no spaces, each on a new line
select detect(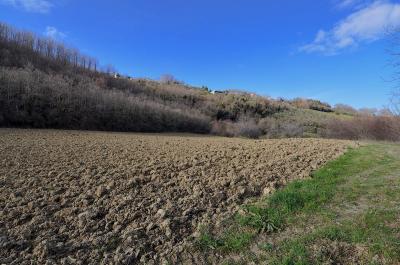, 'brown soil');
0,129,352,264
